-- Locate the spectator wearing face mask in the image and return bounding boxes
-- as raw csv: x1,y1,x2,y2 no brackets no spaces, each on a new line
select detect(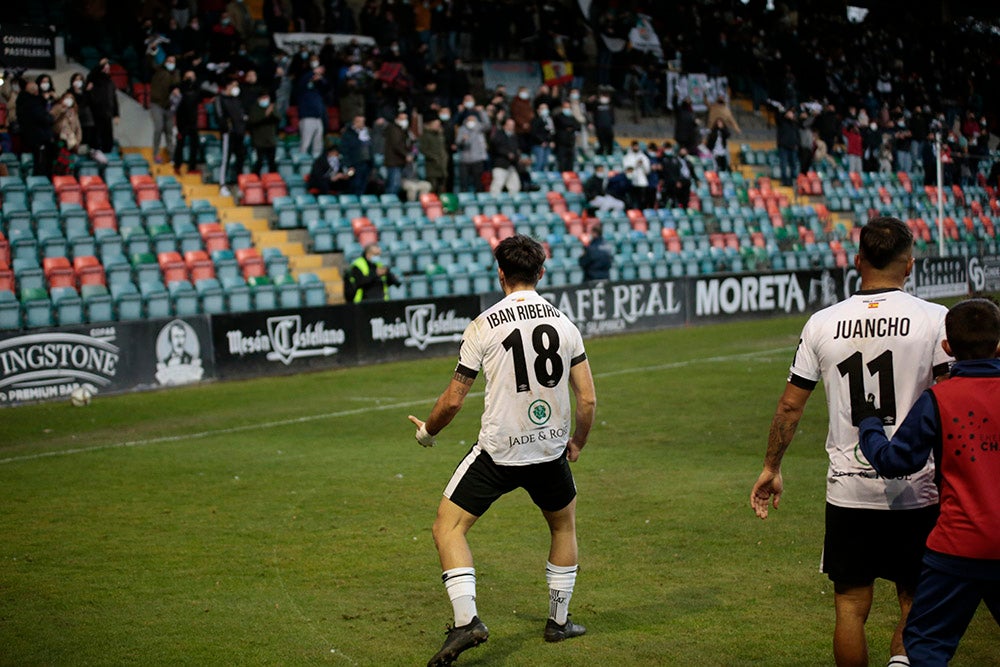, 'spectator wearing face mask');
173,70,203,175
296,59,329,158
248,90,279,175
35,74,56,108
216,78,248,197
591,90,615,156
509,86,534,153
529,103,555,172
16,80,55,177
51,91,82,175
455,113,488,193
209,12,240,63
383,111,413,200
149,54,181,163
66,73,95,150
341,114,375,195
225,0,254,41
553,100,581,173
